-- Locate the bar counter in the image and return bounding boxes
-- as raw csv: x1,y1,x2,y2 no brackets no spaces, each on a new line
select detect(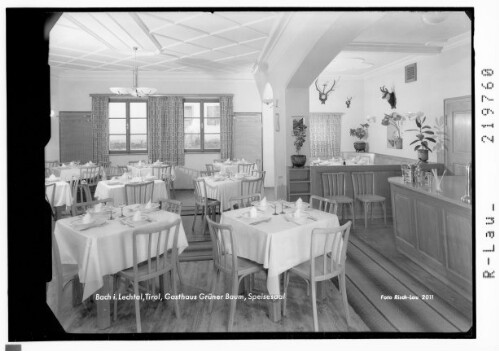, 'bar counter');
388,176,472,299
